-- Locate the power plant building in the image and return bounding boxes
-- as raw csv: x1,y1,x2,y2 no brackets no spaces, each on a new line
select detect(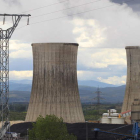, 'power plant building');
122,46,140,113
25,43,85,123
